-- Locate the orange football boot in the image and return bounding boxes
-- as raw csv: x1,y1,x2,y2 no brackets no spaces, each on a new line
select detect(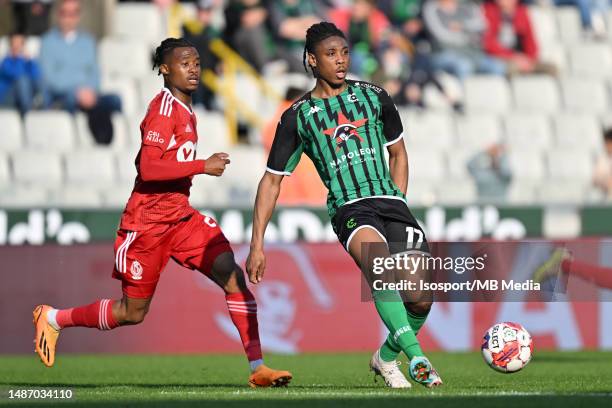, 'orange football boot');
33,305,60,367
248,365,292,388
